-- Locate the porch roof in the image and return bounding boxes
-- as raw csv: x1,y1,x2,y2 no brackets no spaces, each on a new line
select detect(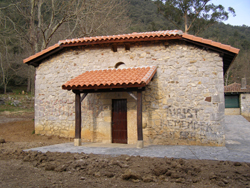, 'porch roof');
224,82,250,93
62,66,157,90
